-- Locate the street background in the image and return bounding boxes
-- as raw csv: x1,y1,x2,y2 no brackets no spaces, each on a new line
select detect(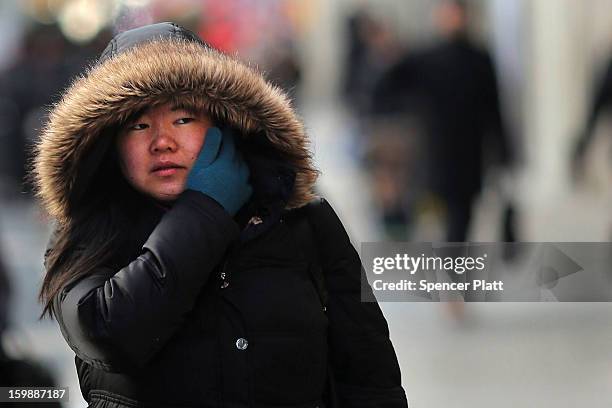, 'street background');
1,0,612,407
